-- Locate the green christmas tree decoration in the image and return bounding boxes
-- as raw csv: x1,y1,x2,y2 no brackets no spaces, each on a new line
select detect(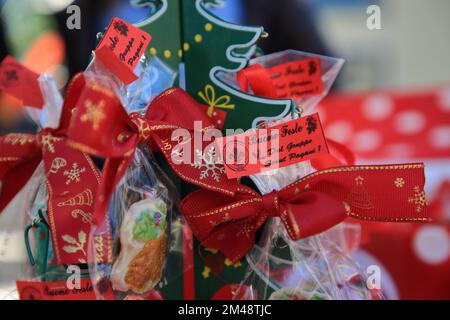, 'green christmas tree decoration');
134,0,293,130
